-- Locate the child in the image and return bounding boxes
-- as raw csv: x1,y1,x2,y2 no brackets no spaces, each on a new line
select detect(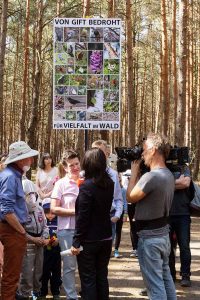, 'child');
39,199,62,300
16,175,49,300
113,173,128,258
